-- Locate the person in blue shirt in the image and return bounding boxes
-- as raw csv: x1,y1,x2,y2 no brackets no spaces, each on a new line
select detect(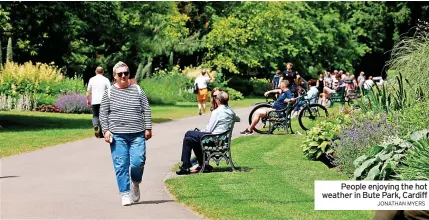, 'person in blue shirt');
272,70,281,89
291,79,319,118
241,80,295,135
